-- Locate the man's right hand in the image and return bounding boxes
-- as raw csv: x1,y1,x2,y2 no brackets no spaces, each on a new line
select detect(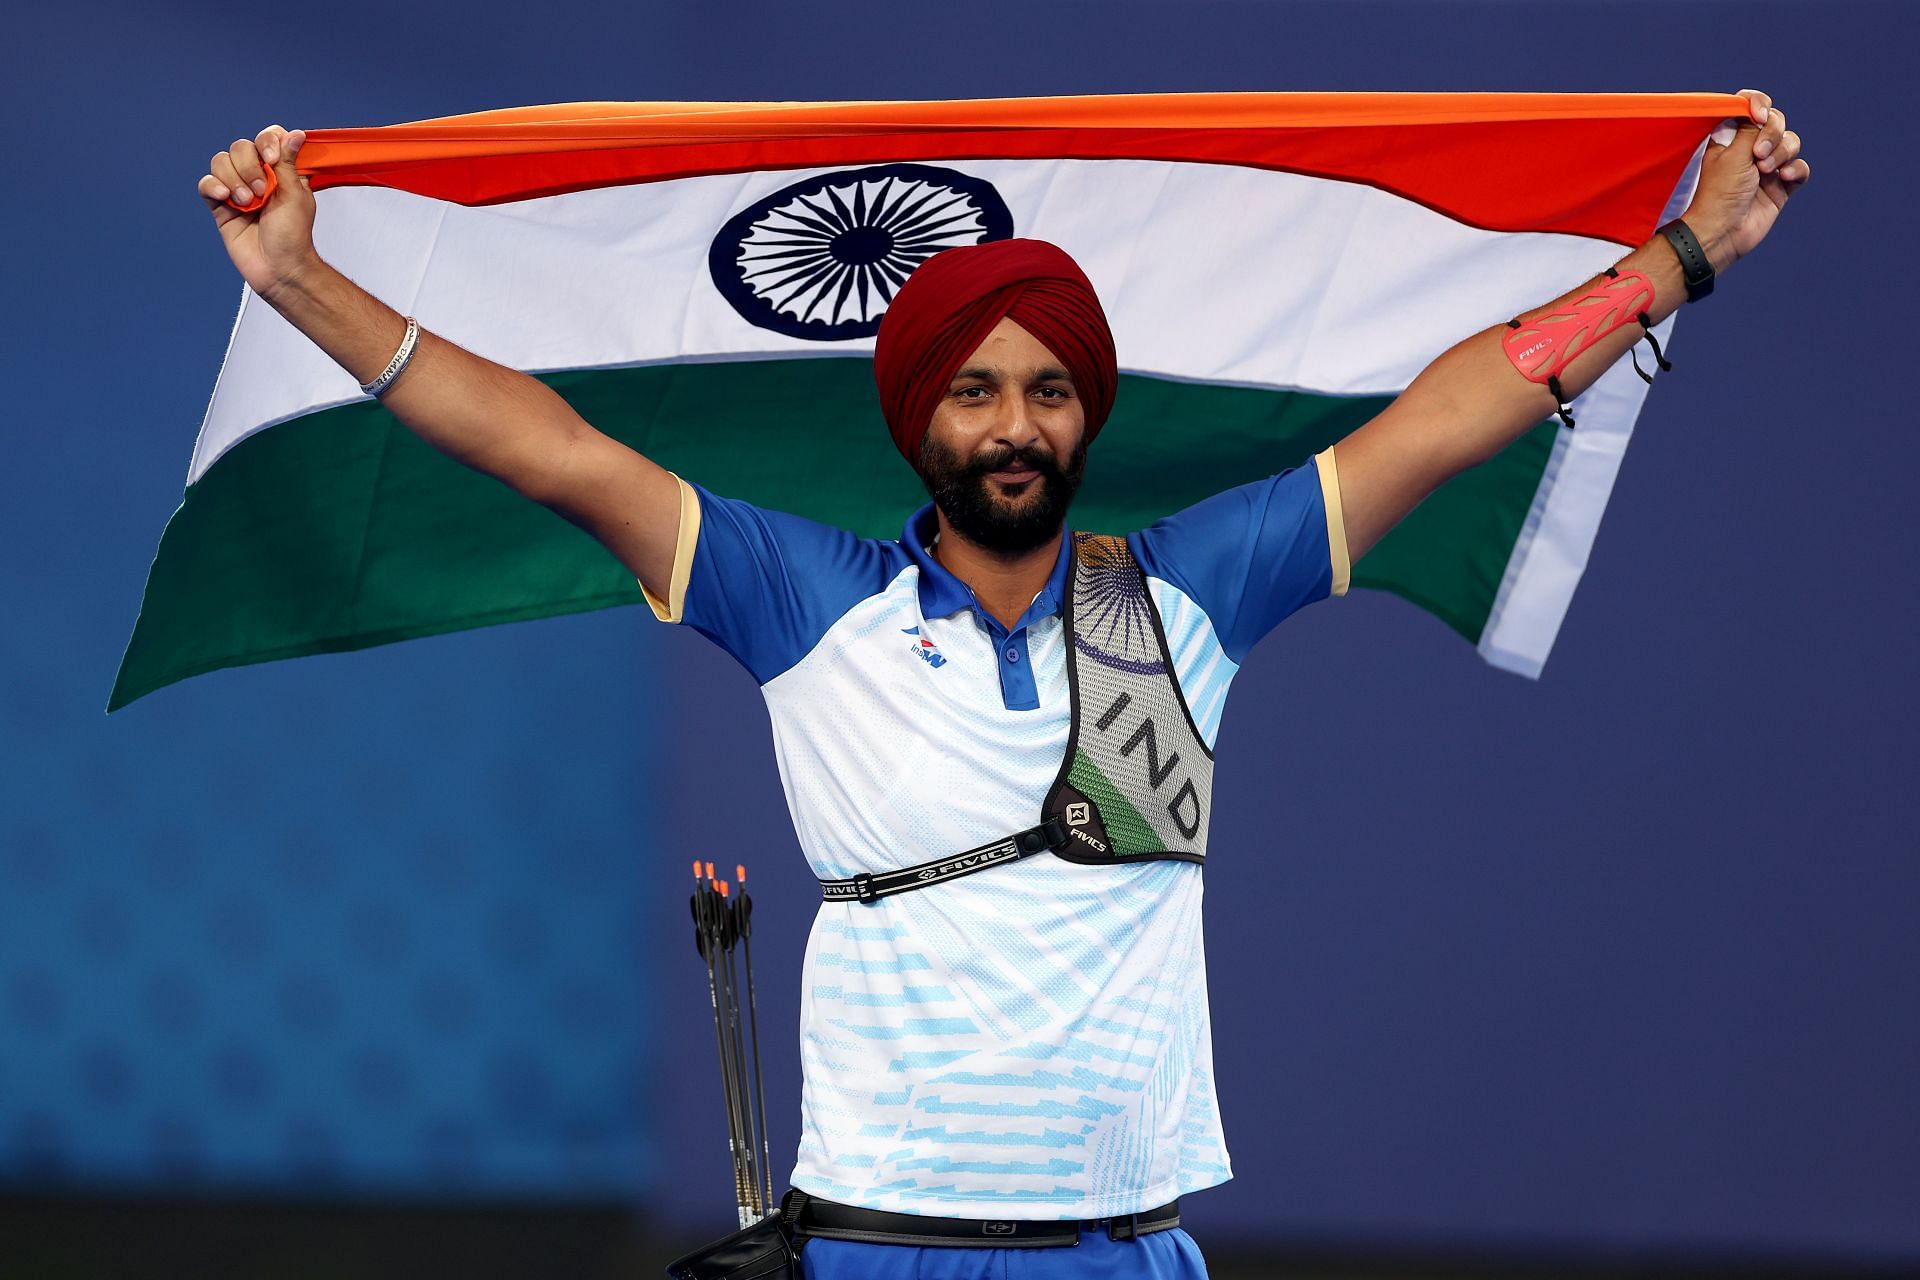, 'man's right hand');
199,125,318,300
191,121,686,603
